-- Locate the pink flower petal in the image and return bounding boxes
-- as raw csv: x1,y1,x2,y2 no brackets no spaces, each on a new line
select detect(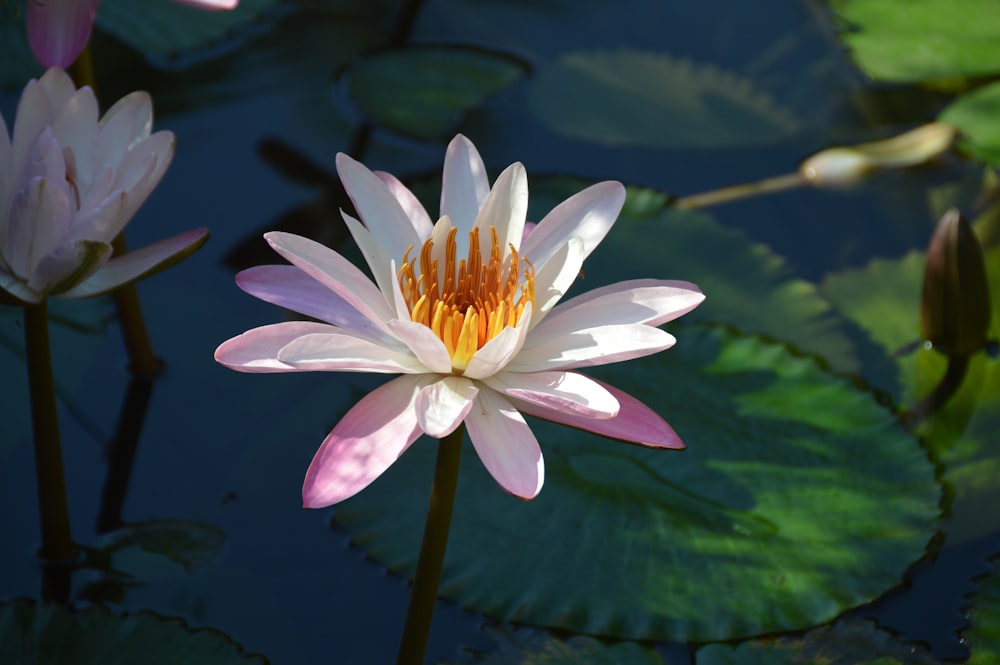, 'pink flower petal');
215,321,338,372
509,324,676,372
465,388,544,499
236,265,385,339
277,332,425,374
302,374,433,507
483,370,619,419
415,376,479,438
26,0,99,68
520,180,625,273
440,134,489,233
513,379,684,449
59,228,208,298
173,0,239,9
